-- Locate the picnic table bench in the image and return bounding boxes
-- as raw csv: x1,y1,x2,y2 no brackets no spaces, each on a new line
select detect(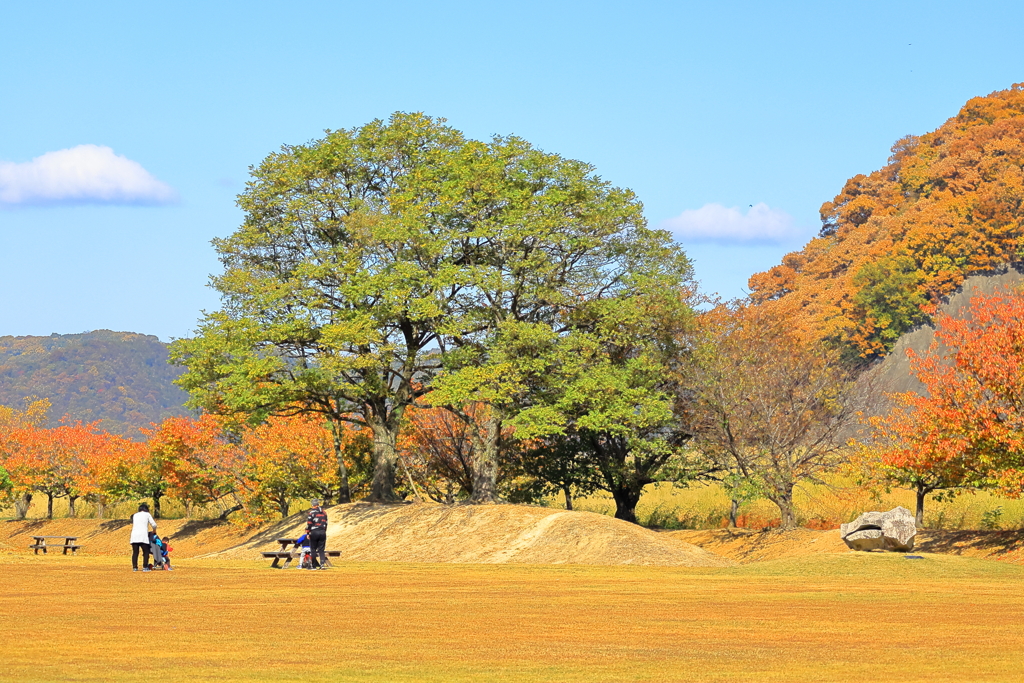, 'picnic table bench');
29,536,82,555
262,549,341,569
